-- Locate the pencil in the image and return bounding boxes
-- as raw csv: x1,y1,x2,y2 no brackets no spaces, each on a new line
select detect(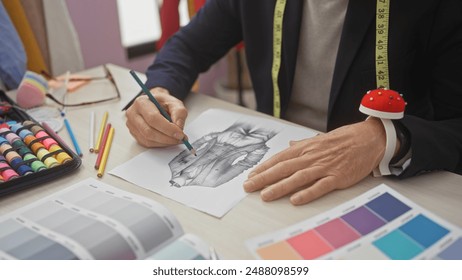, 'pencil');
97,127,114,178
94,123,111,169
94,111,108,153
89,111,95,152
129,70,197,156
63,118,82,157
